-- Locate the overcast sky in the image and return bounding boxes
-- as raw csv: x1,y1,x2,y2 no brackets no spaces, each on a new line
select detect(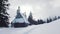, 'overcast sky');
7,0,60,22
